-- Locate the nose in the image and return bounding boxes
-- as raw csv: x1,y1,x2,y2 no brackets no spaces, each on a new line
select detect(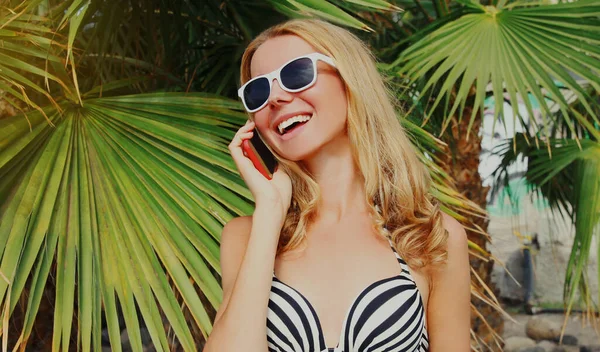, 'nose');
267,78,293,107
